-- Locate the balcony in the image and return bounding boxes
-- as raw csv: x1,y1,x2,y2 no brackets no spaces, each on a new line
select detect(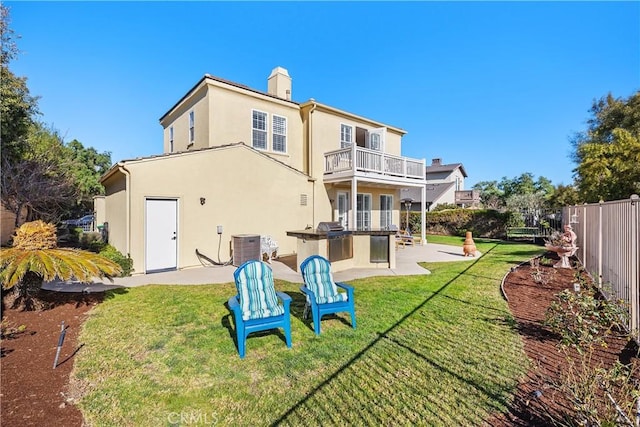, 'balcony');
324,145,425,183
